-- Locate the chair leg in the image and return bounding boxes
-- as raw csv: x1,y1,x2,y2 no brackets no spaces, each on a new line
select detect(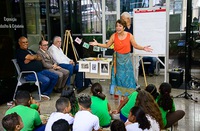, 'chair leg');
13,82,21,100
35,83,41,101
